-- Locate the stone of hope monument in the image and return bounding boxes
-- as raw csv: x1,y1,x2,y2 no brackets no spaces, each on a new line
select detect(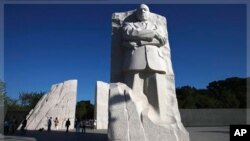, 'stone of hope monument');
95,4,190,141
